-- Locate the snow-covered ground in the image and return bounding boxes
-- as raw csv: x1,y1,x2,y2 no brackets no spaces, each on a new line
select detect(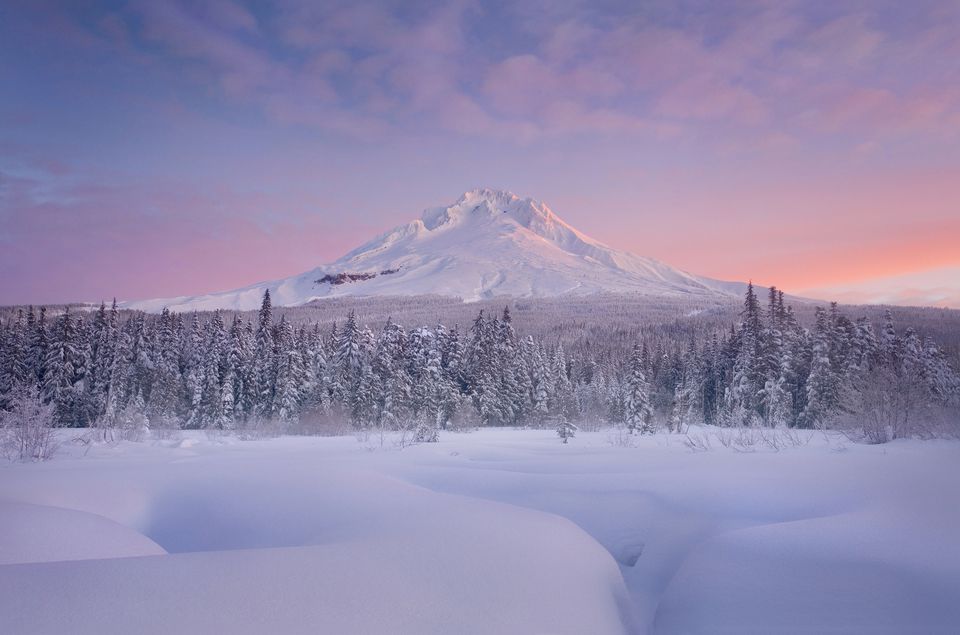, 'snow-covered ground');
1,428,959,634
